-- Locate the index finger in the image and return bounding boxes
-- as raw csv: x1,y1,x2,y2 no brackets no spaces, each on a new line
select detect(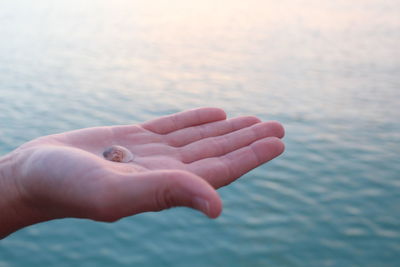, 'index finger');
188,137,285,188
